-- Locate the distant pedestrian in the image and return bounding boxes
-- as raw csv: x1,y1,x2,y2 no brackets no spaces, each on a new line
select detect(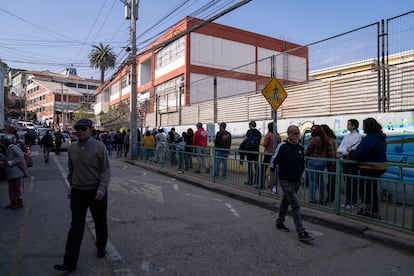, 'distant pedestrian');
193,123,210,174
106,134,114,156
54,129,65,155
242,121,261,186
305,124,328,204
114,131,124,157
0,138,26,209
124,129,130,158
143,130,155,160
337,119,362,209
154,128,167,163
168,127,180,165
185,128,194,169
348,117,387,219
40,130,54,163
321,124,338,203
214,122,231,179
54,118,110,273
269,125,313,241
